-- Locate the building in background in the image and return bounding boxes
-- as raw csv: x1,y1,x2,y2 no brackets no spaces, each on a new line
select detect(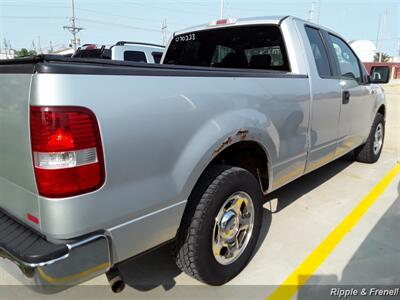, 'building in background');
389,56,400,63
0,52,15,60
350,40,377,63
